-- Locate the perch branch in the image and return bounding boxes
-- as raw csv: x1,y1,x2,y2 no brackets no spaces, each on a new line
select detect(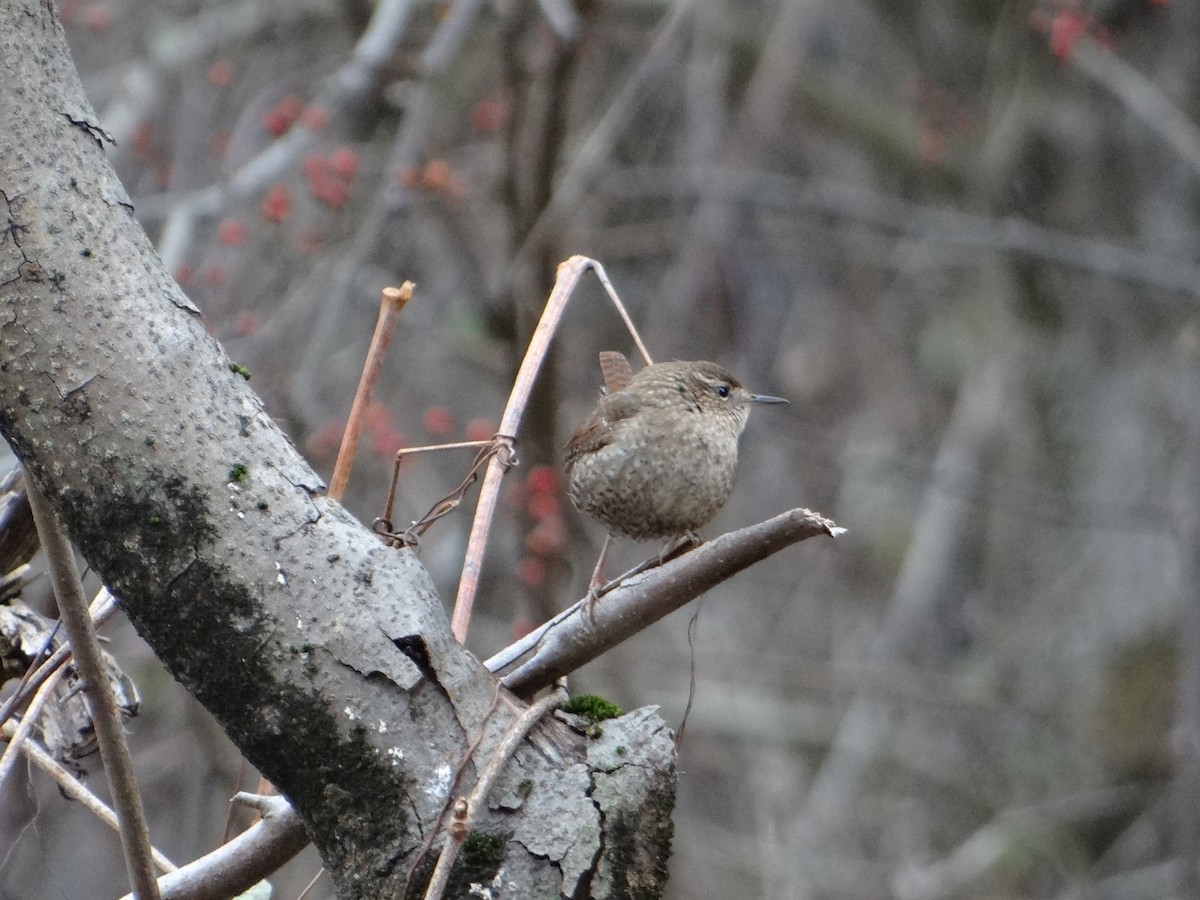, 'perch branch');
488,508,843,694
